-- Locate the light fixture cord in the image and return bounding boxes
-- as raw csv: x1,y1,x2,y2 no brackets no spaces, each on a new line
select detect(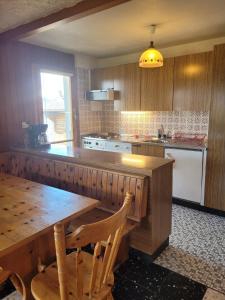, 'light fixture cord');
149,24,156,48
